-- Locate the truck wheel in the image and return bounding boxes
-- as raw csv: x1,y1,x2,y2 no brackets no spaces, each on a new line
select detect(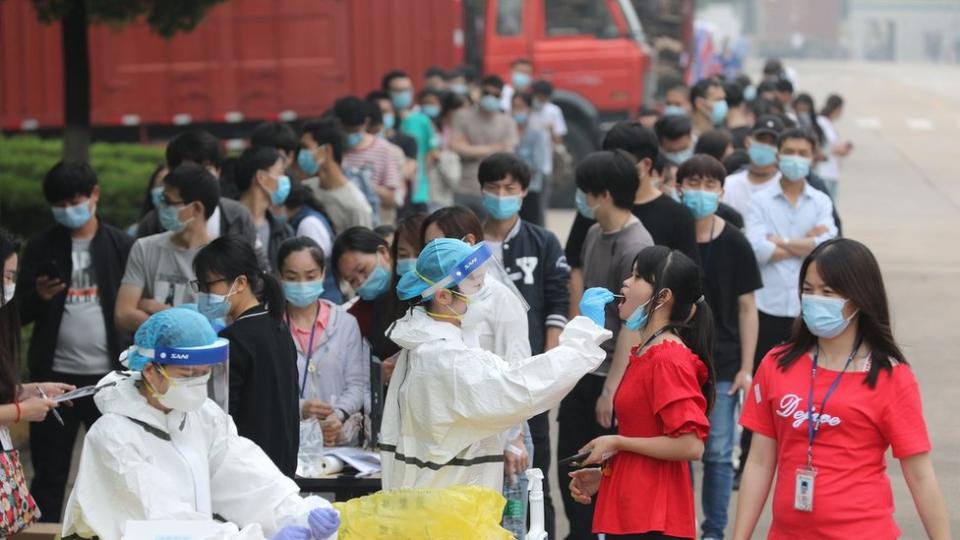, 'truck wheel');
550,120,595,209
